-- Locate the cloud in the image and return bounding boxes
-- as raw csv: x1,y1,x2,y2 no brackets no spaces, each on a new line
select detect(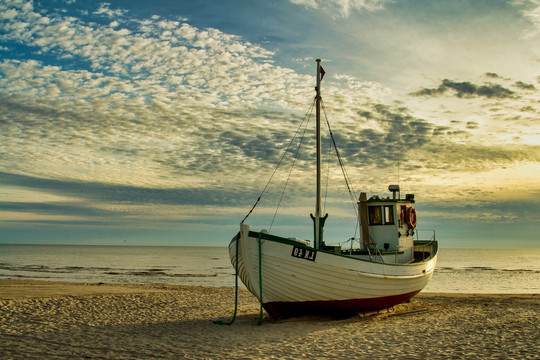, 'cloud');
0,0,393,203
332,100,540,174
512,0,540,38
0,1,285,110
0,171,262,227
93,3,128,18
411,79,515,98
0,172,251,207
422,196,540,224
515,80,536,90
1,0,539,243
289,0,392,17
